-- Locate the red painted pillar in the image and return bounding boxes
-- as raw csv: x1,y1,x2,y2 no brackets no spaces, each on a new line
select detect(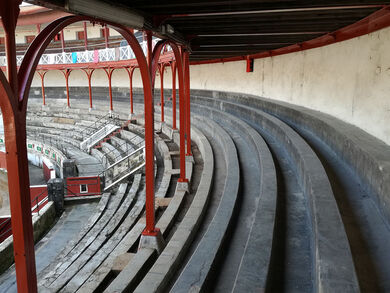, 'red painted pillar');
177,51,188,183
83,68,94,109
103,67,115,111
124,66,135,114
0,1,37,292
146,31,153,72
144,30,157,235
171,61,177,130
83,22,88,51
60,30,65,52
104,68,115,111
183,49,192,156
104,26,109,48
37,71,47,105
61,69,71,107
159,64,165,122
130,68,134,114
